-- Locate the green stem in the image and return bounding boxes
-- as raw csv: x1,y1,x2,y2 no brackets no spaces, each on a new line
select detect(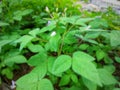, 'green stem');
58,24,75,55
